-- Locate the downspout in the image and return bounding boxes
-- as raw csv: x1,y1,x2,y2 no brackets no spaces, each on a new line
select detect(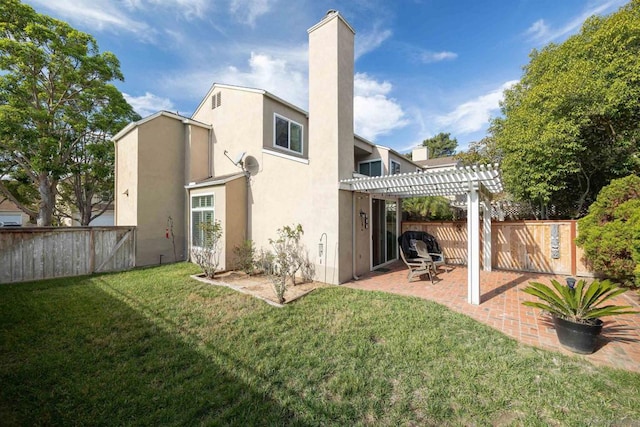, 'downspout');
352,191,359,280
